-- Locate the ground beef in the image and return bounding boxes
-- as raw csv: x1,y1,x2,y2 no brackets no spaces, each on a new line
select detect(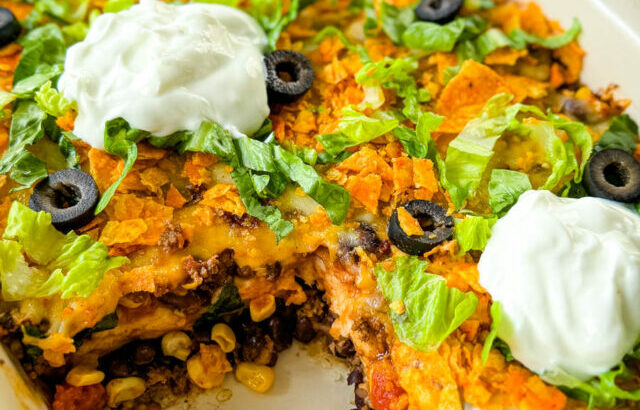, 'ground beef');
221,212,260,229
158,222,187,253
52,384,106,410
183,255,225,288
186,183,207,203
